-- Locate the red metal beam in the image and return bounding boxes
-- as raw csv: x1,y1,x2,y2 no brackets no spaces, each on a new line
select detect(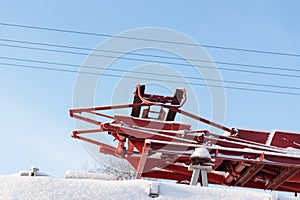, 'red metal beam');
265,168,299,190
72,113,100,126
136,142,151,179
165,106,232,133
233,164,265,186
70,102,147,114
